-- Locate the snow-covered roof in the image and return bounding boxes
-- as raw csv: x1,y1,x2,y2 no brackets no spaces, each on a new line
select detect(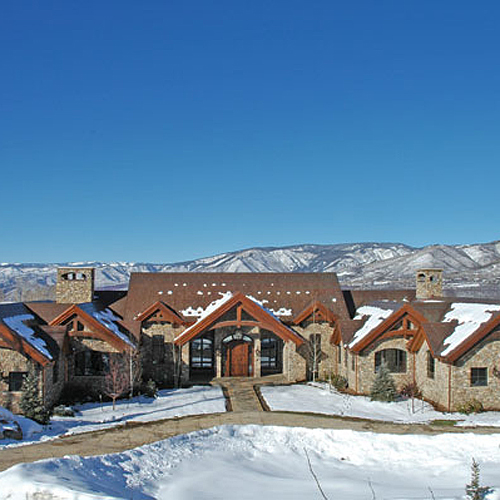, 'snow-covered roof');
2,313,53,360
175,292,300,343
441,302,500,356
78,303,135,348
176,292,234,340
349,302,402,348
